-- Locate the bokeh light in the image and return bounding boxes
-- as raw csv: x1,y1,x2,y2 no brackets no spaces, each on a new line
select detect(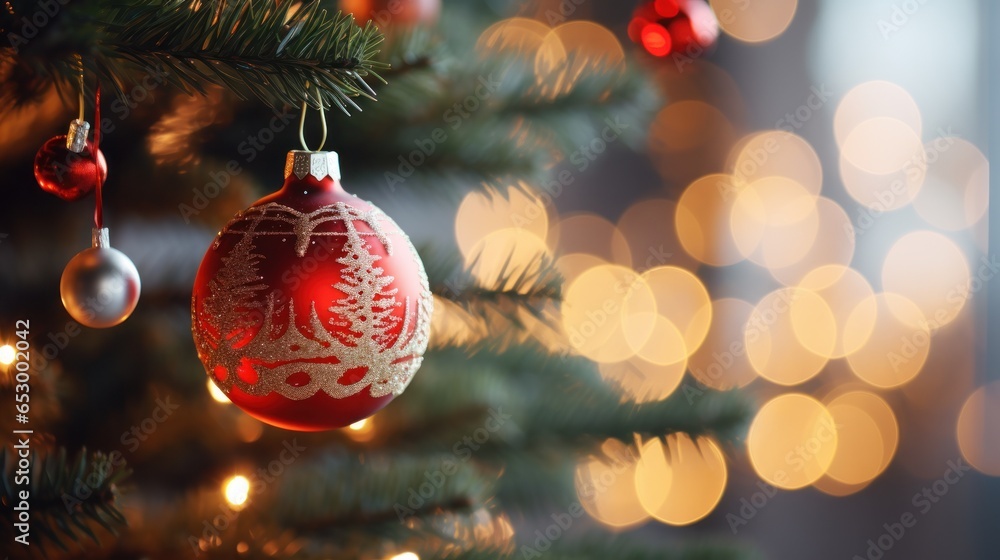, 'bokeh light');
635,434,728,526
728,130,823,195
576,440,649,528
562,264,656,363
912,137,990,231
675,173,746,266
745,288,831,386
791,266,876,359
730,176,820,269
223,475,250,509
623,312,688,367
881,231,971,329
844,293,930,388
957,381,1000,476
551,213,632,266
688,298,758,390
649,102,737,185
599,355,688,403
632,266,713,357
455,184,549,260
476,17,551,58
748,394,838,489
537,22,624,94
841,117,926,176
822,392,896,485
768,197,855,286
710,0,798,43
834,81,922,148
0,344,14,365
207,379,230,404
466,228,552,291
